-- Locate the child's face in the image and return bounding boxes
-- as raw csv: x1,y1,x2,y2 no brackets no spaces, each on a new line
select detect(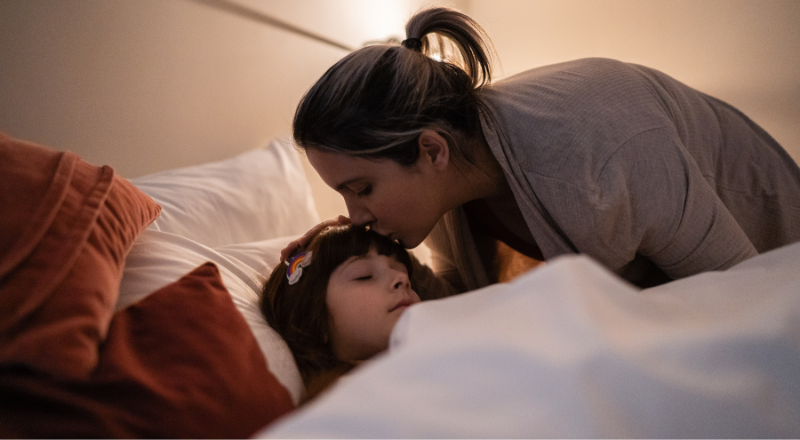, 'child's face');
326,247,420,362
